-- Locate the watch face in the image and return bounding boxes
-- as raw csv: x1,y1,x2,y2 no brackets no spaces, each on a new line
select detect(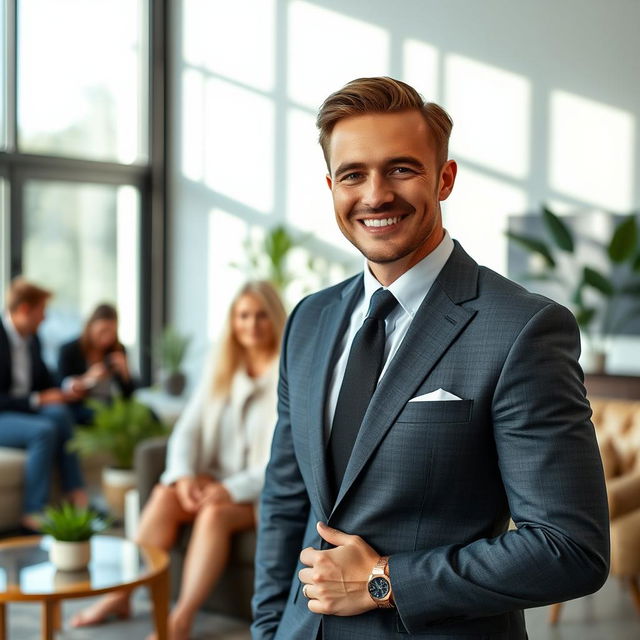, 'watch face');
368,576,390,600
